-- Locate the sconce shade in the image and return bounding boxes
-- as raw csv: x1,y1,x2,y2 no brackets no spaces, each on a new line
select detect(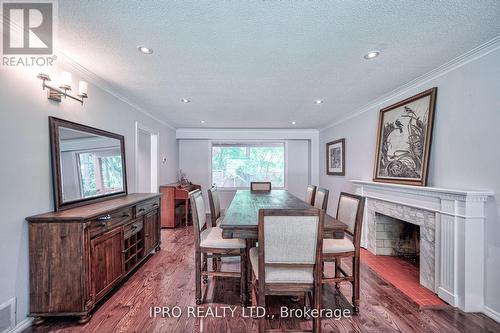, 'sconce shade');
36,72,88,106
60,72,72,90
78,81,89,97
